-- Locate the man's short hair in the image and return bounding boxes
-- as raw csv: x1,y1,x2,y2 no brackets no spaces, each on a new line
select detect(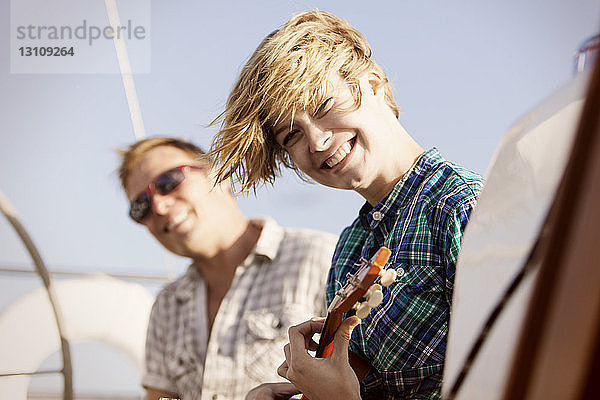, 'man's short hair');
211,10,400,193
118,137,210,192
